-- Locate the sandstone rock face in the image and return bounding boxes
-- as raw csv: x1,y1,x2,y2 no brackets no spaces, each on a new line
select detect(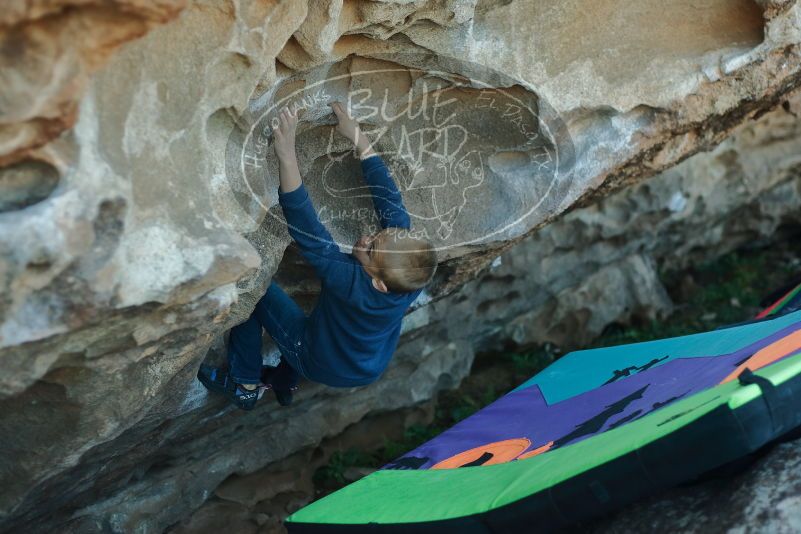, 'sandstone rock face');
0,0,187,167
473,89,801,352
1,0,801,532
